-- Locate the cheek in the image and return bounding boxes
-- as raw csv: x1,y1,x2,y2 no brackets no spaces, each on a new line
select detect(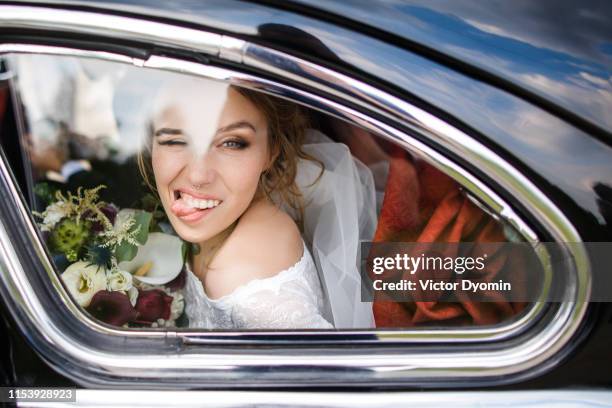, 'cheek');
217,149,267,199
151,146,181,189
151,148,167,186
